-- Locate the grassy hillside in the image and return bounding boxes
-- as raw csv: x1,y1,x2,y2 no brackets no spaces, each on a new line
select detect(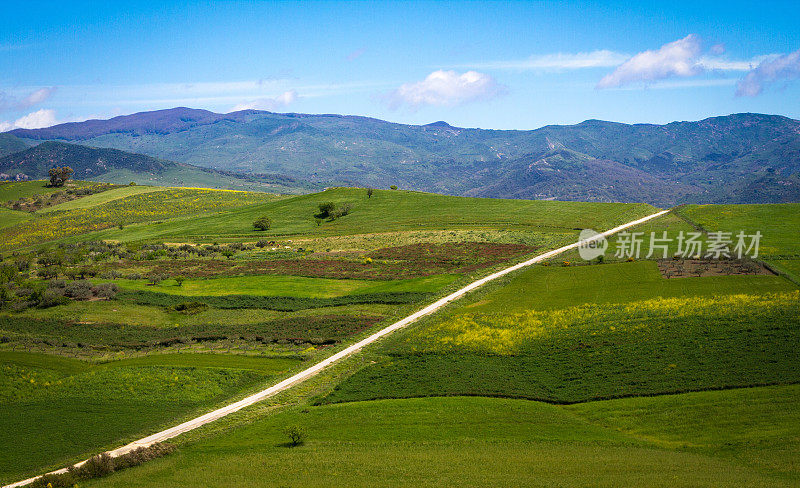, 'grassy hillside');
0,180,96,201
74,187,656,245
84,387,799,487
0,351,299,483
0,133,29,158
0,186,280,250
